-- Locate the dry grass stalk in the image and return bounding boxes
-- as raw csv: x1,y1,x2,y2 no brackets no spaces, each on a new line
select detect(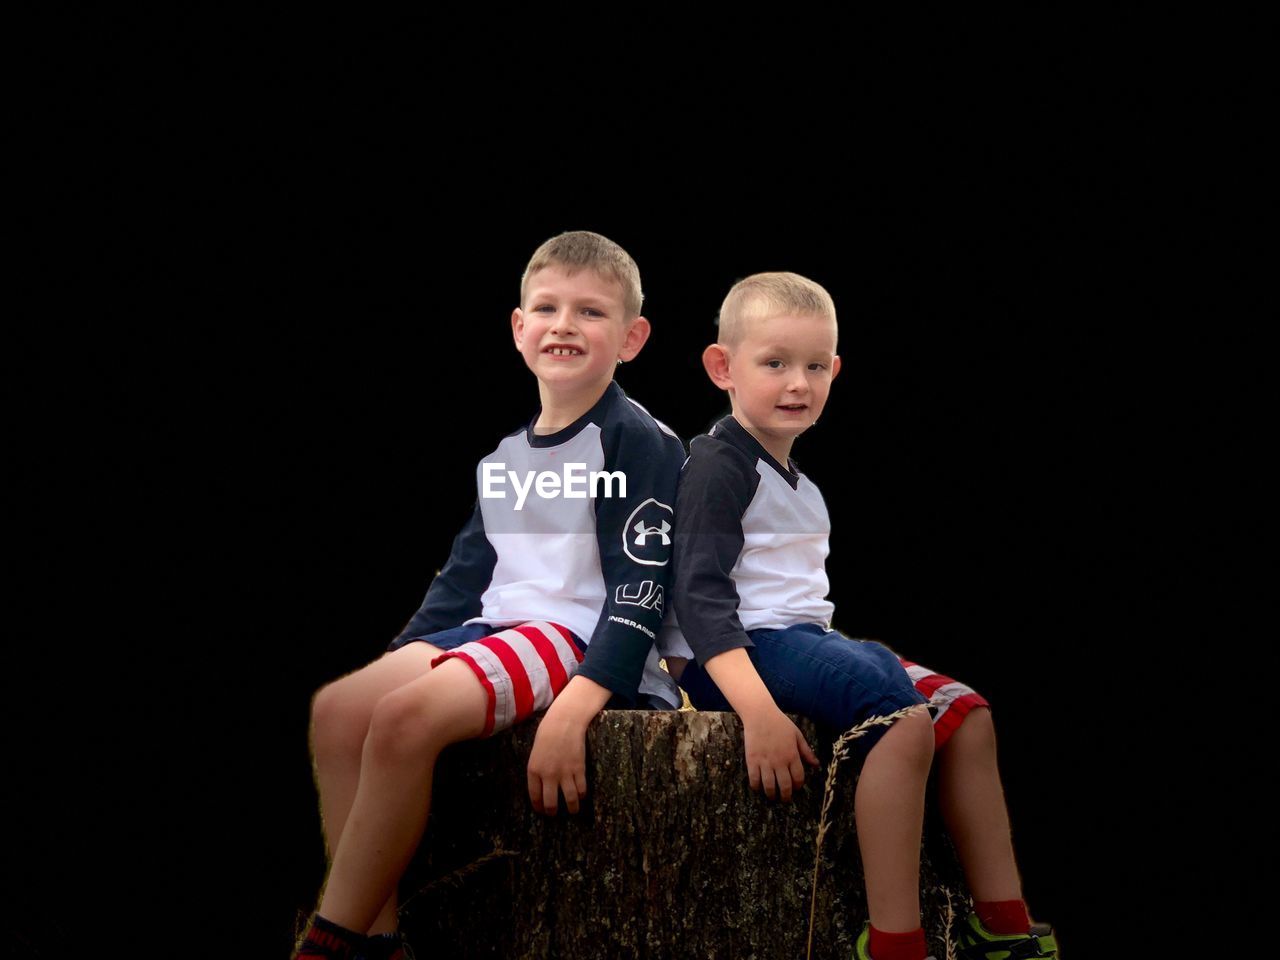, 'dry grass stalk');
941,883,957,960
805,701,936,960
